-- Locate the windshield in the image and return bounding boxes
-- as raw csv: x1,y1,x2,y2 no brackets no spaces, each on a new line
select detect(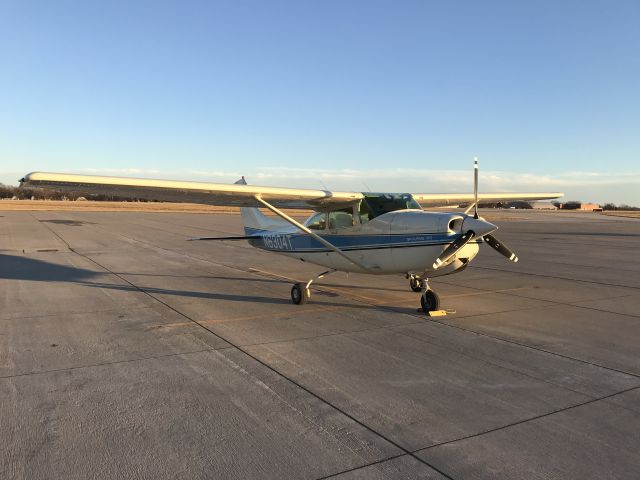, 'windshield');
360,193,422,221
